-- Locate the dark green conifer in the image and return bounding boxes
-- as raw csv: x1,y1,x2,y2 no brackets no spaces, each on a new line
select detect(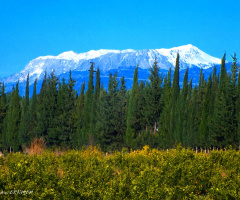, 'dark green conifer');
28,79,38,141
126,66,140,148
159,68,172,148
90,67,101,145
170,53,180,145
177,68,188,145
72,82,85,148
210,54,229,147
187,86,198,148
199,74,212,148
145,59,163,133
5,82,21,151
19,73,30,147
81,63,94,145
0,82,6,149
